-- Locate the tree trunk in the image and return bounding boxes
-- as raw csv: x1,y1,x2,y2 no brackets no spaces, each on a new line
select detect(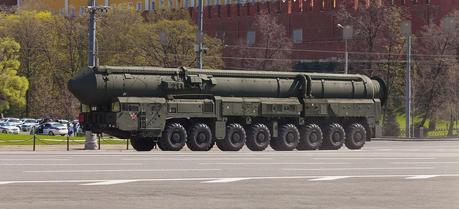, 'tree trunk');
448,110,454,136
419,111,429,129
428,115,437,131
